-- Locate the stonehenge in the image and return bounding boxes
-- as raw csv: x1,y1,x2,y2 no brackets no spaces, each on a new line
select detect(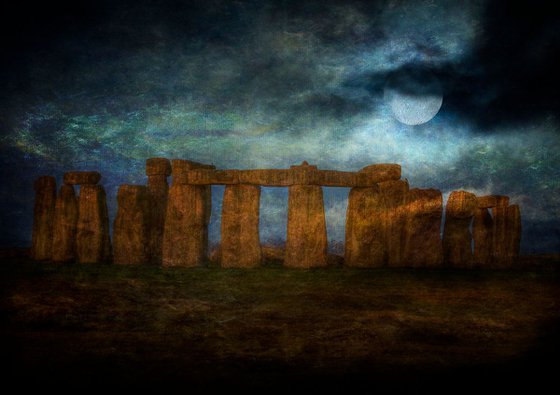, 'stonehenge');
31,159,523,268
